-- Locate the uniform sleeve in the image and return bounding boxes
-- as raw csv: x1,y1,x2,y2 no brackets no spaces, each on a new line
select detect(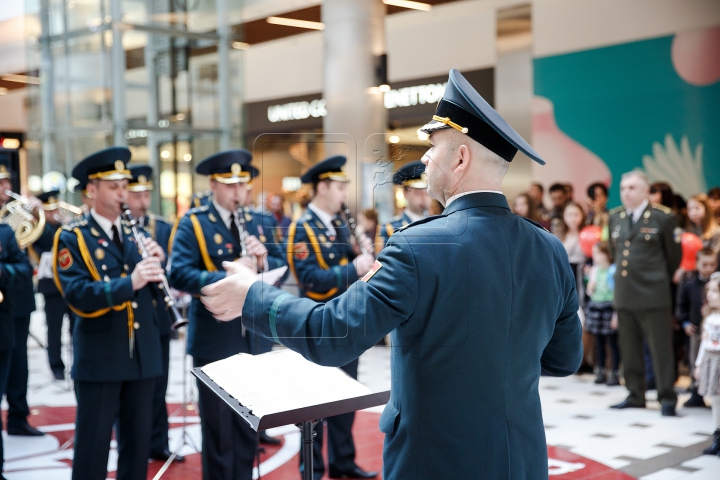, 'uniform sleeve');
243,232,419,367
289,222,358,297
0,231,33,289
540,246,584,377
53,230,135,312
31,223,56,253
661,214,682,276
168,216,226,294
